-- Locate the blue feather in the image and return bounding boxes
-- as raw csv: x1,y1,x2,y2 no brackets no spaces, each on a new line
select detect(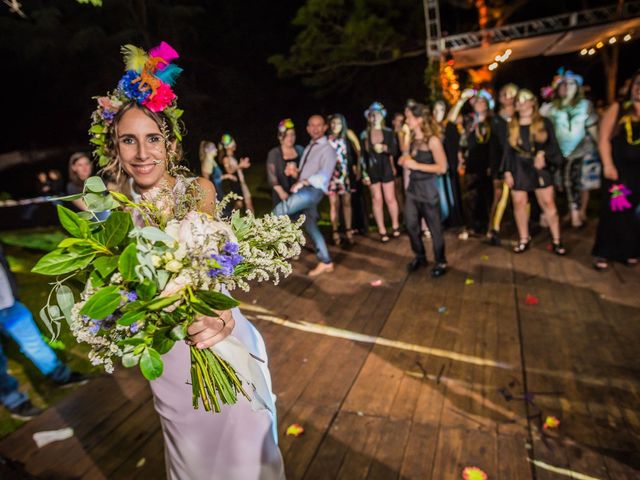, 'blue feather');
155,64,183,86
